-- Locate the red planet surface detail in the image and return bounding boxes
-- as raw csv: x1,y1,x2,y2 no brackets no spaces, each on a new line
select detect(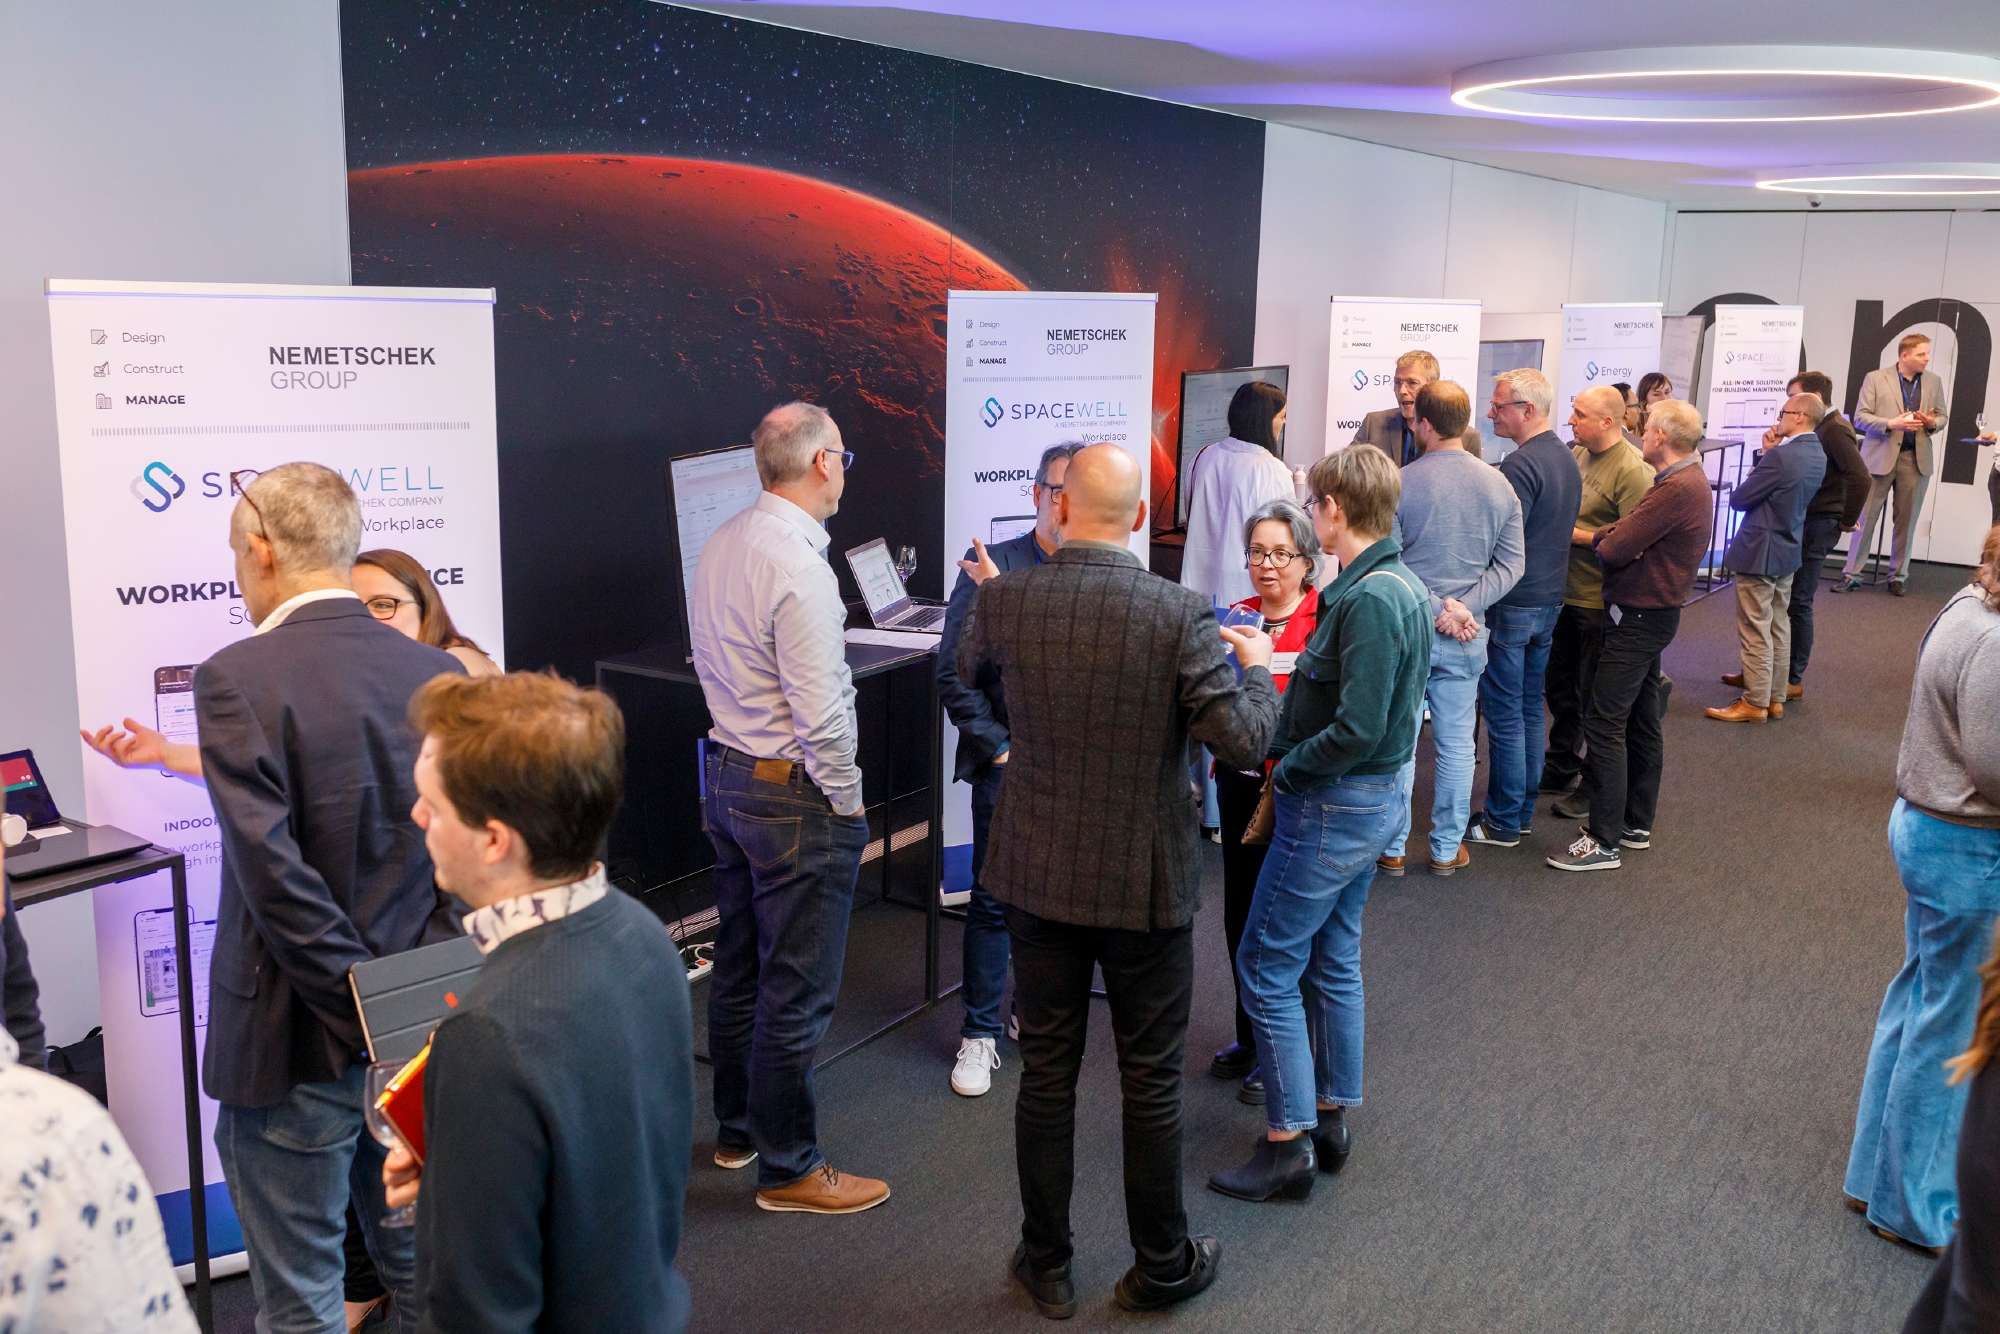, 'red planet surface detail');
348,155,1182,513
